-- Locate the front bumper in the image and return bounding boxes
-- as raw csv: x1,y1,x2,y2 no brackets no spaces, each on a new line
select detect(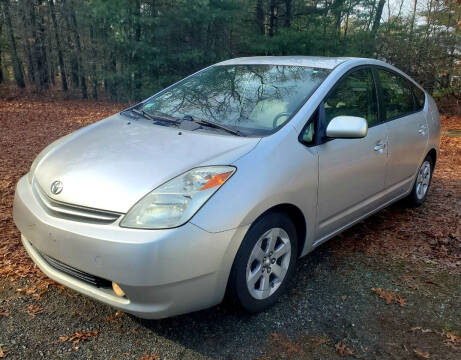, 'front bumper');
13,176,248,319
